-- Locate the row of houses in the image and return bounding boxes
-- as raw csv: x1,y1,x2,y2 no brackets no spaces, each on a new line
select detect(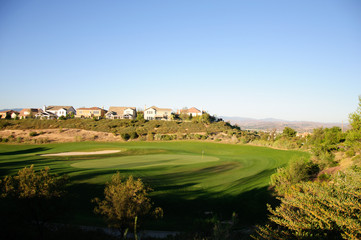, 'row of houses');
0,105,203,121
